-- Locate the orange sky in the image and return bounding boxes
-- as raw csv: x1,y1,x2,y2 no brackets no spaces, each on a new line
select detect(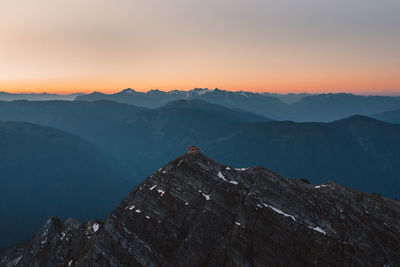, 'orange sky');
0,0,399,95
